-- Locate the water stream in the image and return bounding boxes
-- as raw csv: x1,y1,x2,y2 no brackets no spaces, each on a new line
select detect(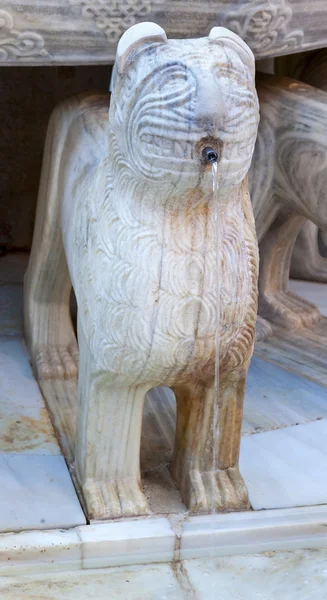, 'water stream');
212,159,220,492
211,160,220,598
